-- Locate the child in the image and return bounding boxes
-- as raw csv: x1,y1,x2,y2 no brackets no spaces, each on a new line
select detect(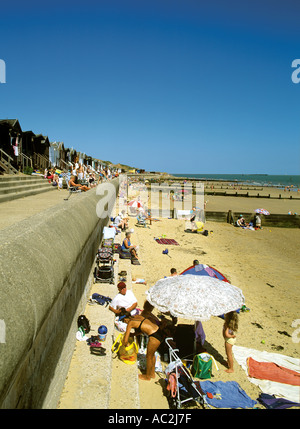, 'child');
223,311,239,373
58,175,63,190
